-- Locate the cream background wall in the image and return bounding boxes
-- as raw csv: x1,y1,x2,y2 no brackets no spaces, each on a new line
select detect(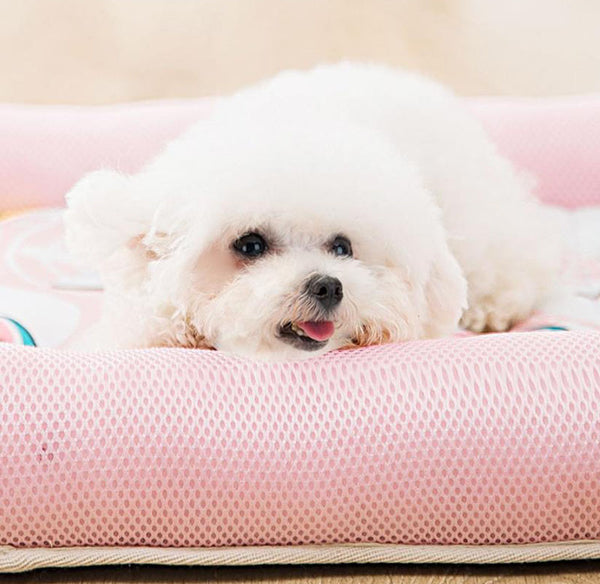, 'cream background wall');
1,0,599,104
